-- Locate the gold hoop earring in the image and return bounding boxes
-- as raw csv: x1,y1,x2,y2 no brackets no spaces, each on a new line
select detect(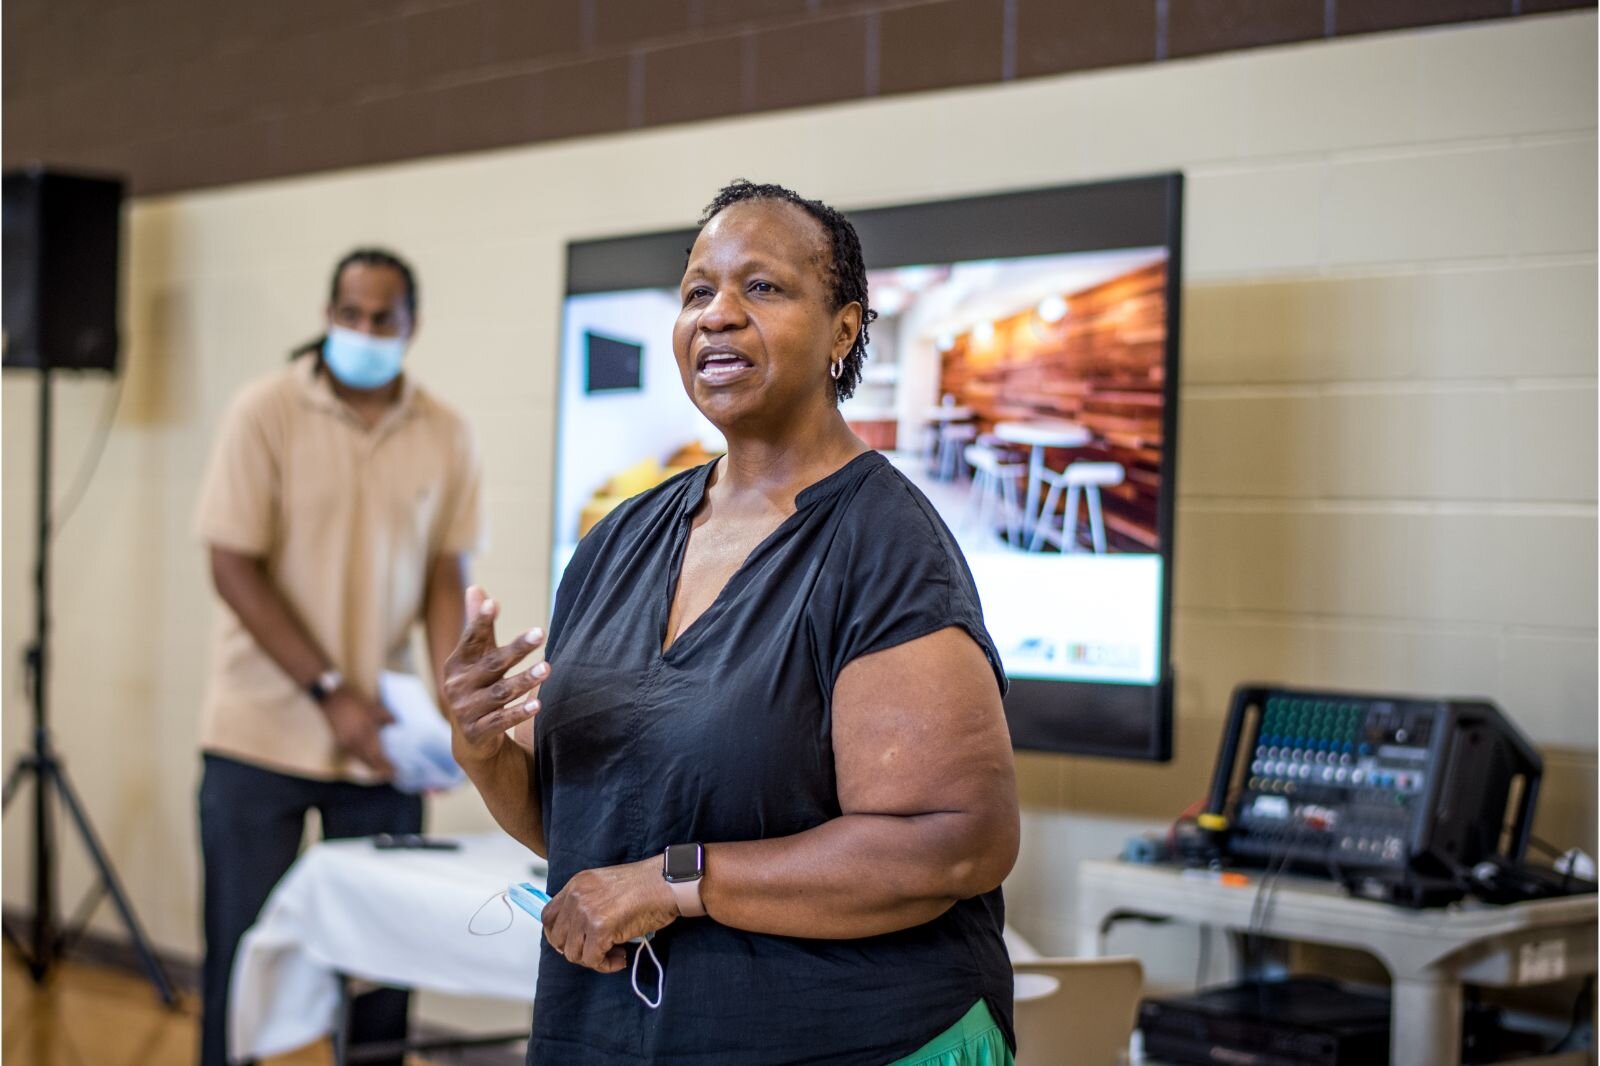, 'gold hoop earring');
829,359,843,381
